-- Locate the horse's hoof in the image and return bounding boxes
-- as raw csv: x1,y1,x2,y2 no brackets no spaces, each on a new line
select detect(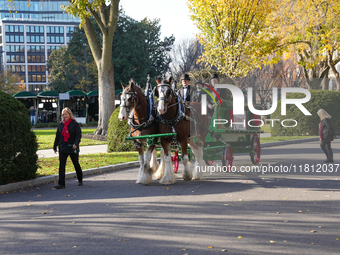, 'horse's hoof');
192,177,202,180
161,182,173,185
